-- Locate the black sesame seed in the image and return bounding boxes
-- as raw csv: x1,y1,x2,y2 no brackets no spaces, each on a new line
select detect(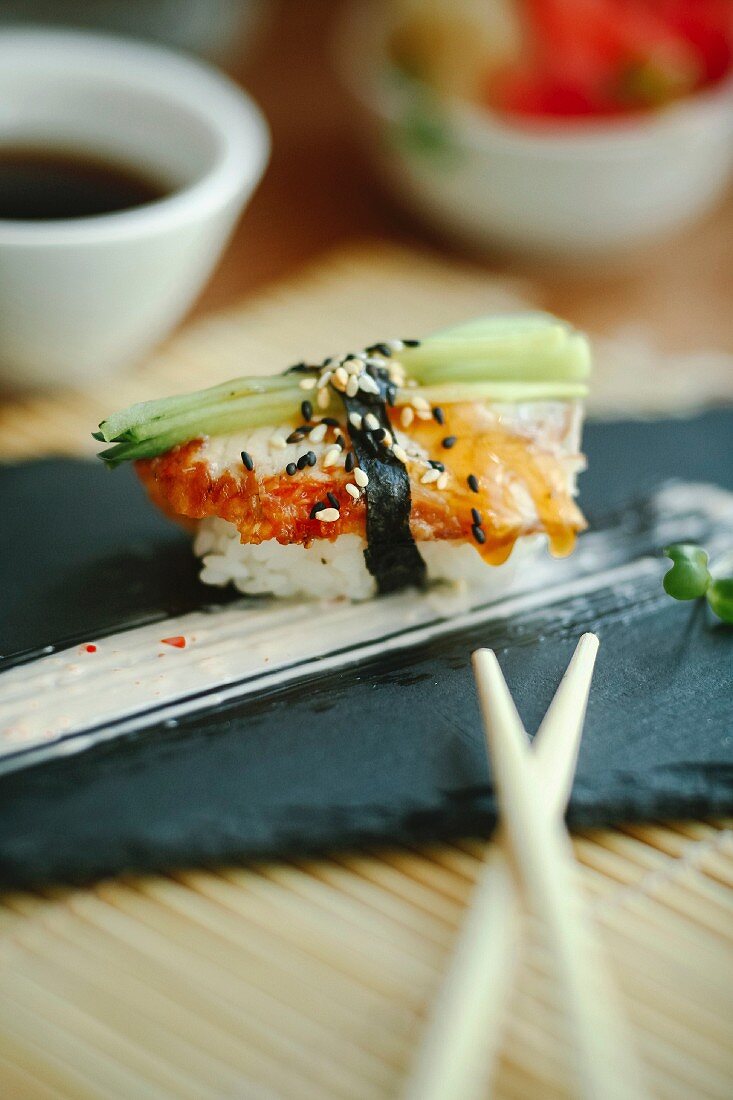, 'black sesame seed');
374,342,392,358
286,360,308,374
322,417,340,427
402,338,420,347
442,436,457,449
345,452,355,473
306,450,317,467
429,460,445,472
373,427,387,442
301,400,313,422
240,450,254,471
472,524,486,545
322,357,333,366
386,383,397,407
327,491,340,510
286,462,297,476
432,406,445,425
363,436,378,457
286,430,306,444
471,507,482,527
468,474,479,493
310,501,326,519
297,453,310,470
335,434,346,449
